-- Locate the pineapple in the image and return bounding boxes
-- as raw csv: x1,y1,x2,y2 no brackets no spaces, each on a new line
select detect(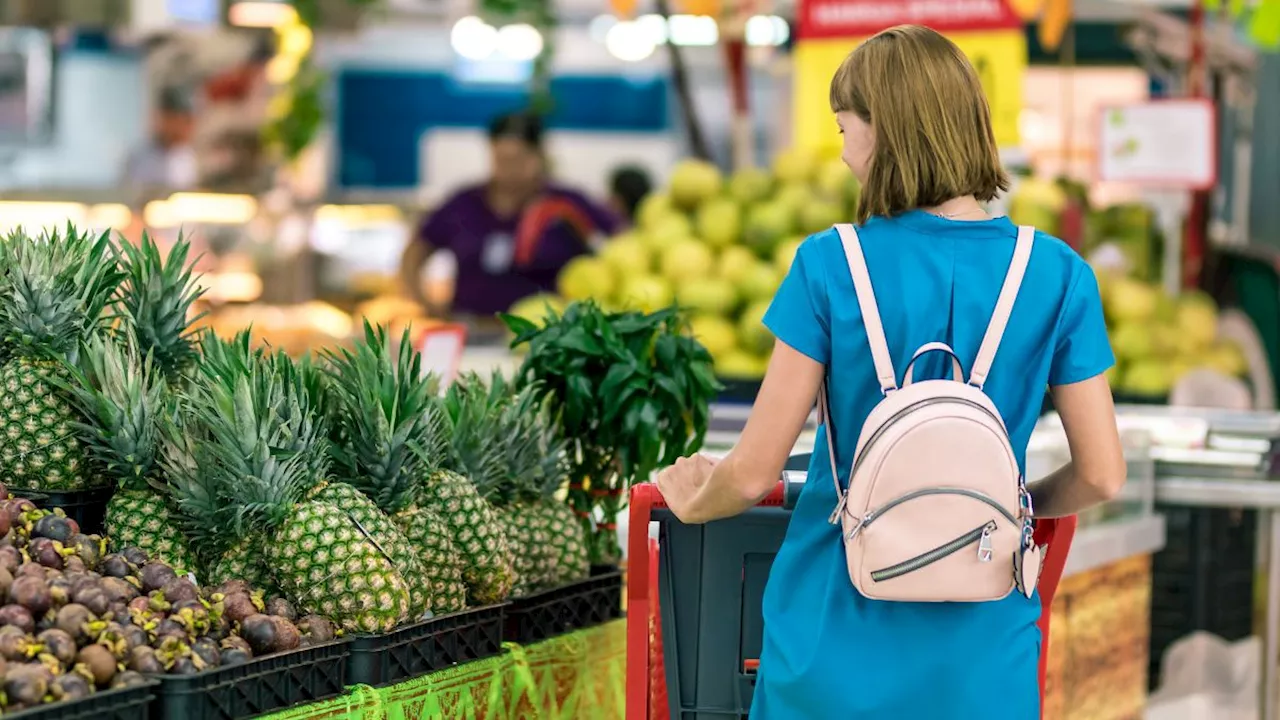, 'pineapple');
0,226,125,491
93,231,207,570
436,375,521,601
324,324,467,616
181,342,411,633
59,335,195,572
